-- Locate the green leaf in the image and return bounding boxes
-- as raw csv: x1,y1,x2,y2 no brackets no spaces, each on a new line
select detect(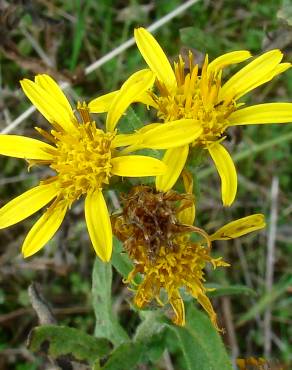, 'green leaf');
237,274,292,326
134,310,165,342
111,237,142,285
69,0,93,70
118,107,144,134
180,27,220,56
142,331,166,363
101,341,144,370
206,284,256,298
134,311,167,363
92,258,129,346
111,237,133,278
188,146,205,168
168,304,232,370
101,311,167,369
28,325,110,365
